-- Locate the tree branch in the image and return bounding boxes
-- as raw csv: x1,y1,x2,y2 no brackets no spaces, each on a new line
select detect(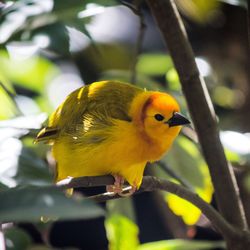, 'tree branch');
57,175,243,240
146,0,248,231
